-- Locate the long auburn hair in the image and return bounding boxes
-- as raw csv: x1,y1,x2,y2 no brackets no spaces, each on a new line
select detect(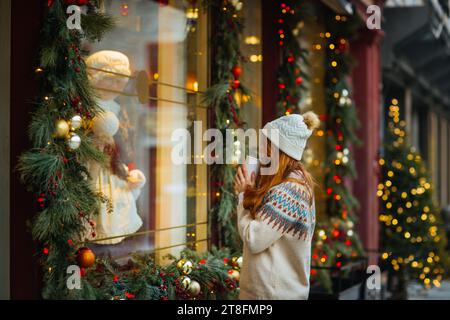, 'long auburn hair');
243,142,315,218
